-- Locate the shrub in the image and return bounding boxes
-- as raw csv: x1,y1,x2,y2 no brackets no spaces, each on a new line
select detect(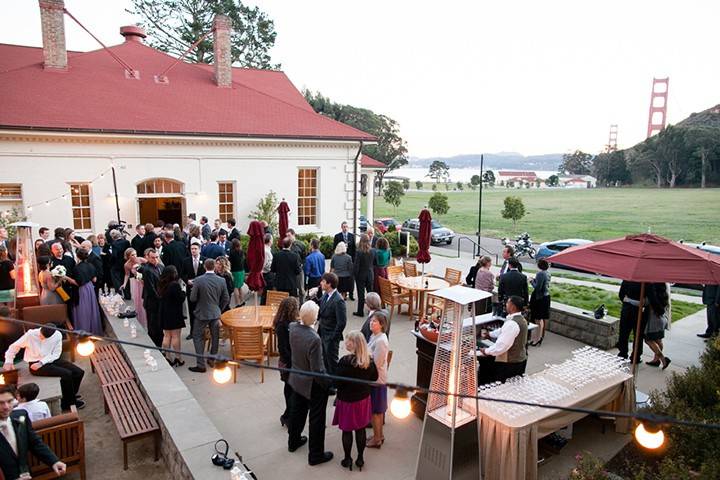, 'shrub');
382,231,418,257
429,192,450,217
0,208,26,237
319,235,334,259
569,452,610,480
248,191,279,234
296,233,320,245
